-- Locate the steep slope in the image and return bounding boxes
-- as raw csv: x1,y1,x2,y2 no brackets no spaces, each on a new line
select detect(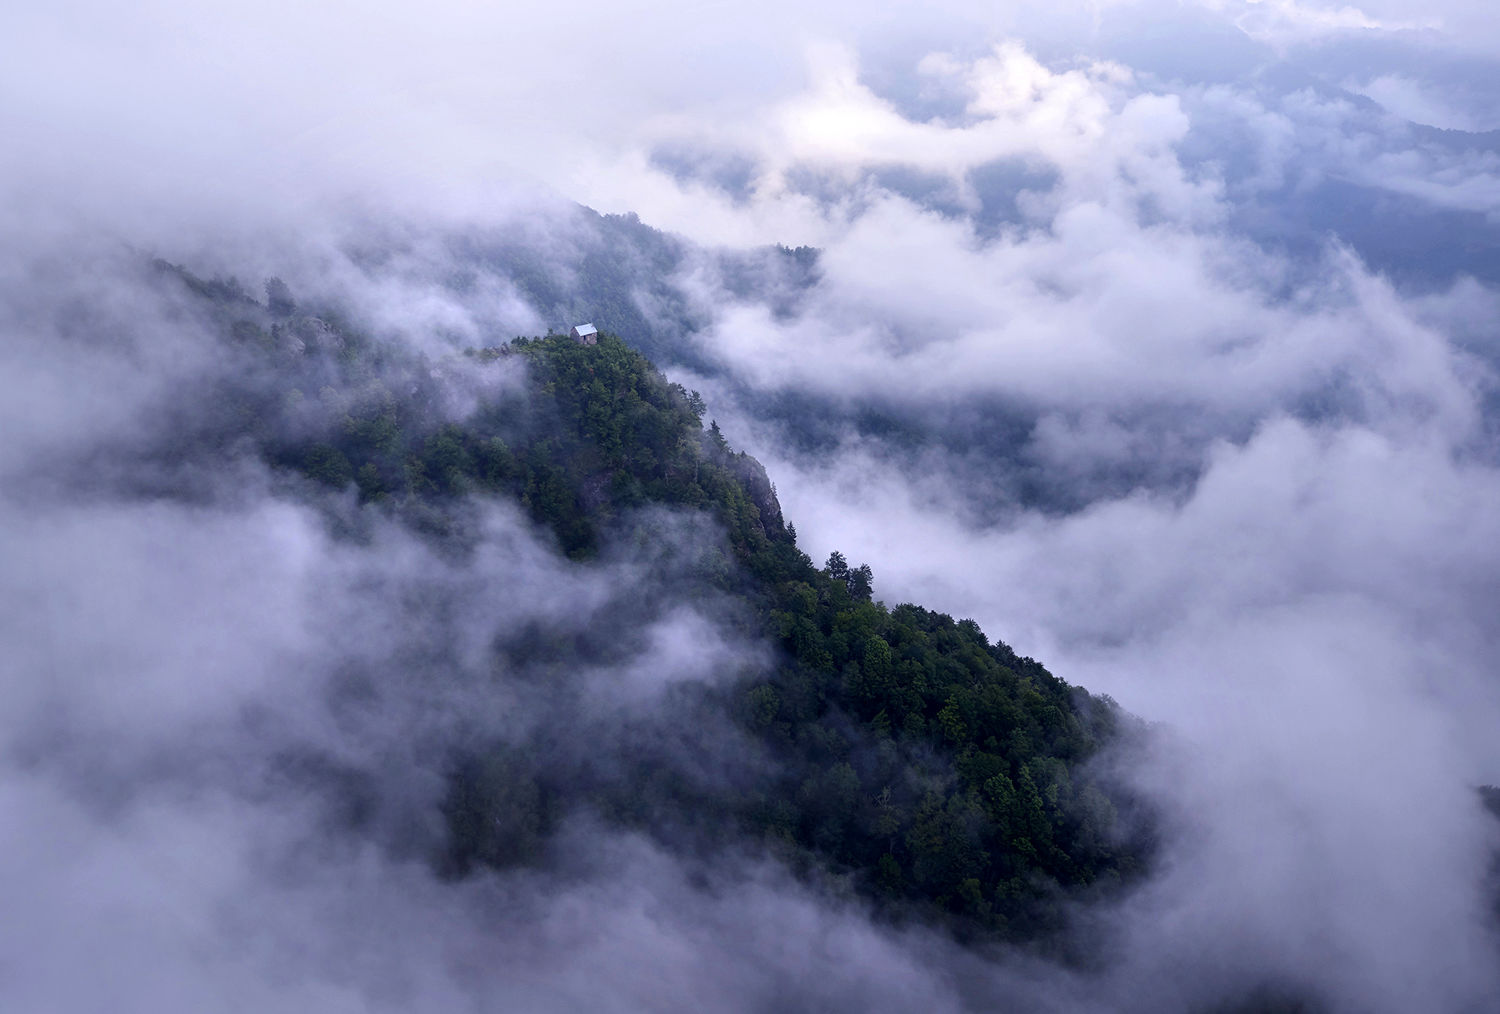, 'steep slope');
146,260,1152,942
